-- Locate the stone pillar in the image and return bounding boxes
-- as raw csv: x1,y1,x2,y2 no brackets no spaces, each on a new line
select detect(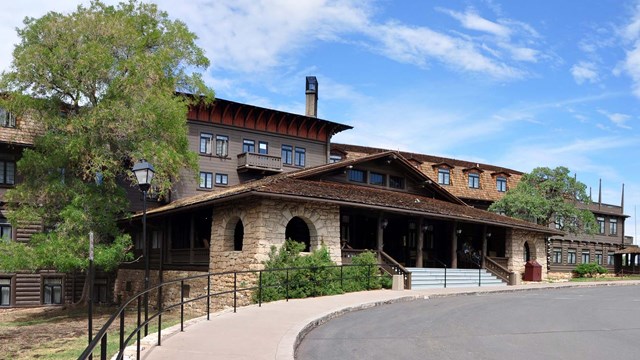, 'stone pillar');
416,218,424,268
451,222,458,269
